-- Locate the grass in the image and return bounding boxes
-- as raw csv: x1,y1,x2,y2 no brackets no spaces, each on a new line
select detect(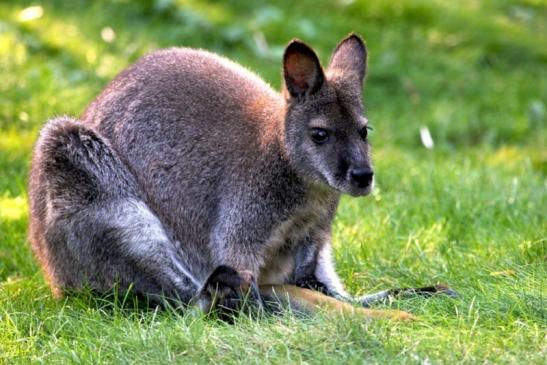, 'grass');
0,0,545,363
